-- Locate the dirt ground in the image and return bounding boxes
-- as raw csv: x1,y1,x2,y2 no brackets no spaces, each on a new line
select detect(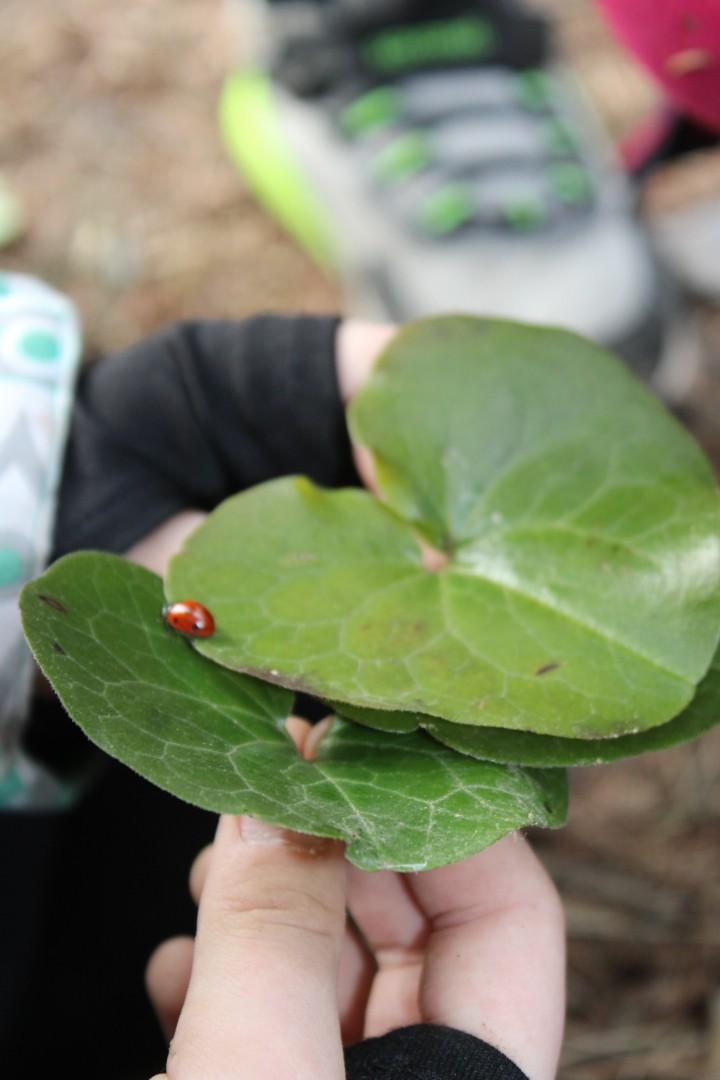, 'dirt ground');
3,2,720,1078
